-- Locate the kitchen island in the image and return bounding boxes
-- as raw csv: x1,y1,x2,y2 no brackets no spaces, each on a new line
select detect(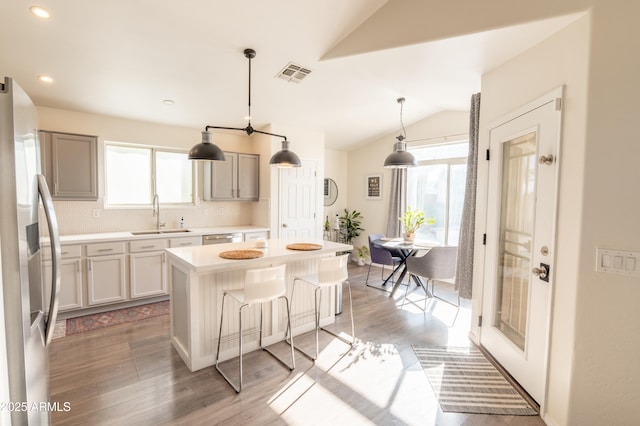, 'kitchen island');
166,238,352,371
